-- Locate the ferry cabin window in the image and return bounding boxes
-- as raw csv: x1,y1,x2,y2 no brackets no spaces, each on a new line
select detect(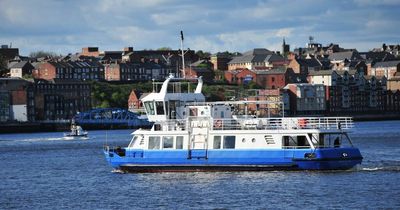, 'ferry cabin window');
213,136,221,149
223,136,236,149
148,136,160,149
282,136,310,148
176,136,184,149
155,101,165,115
163,136,173,149
144,102,155,115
